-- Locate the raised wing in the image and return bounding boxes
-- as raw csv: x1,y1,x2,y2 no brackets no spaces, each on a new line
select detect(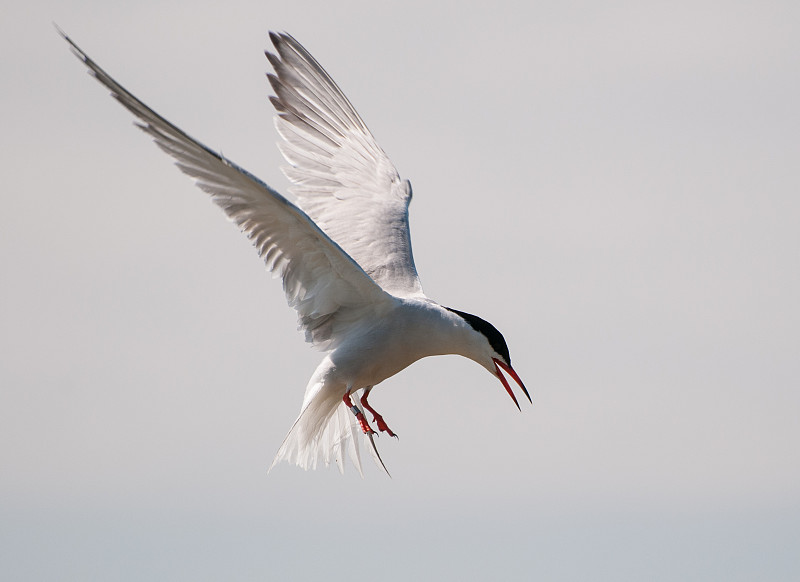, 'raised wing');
266,32,425,298
61,30,394,351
